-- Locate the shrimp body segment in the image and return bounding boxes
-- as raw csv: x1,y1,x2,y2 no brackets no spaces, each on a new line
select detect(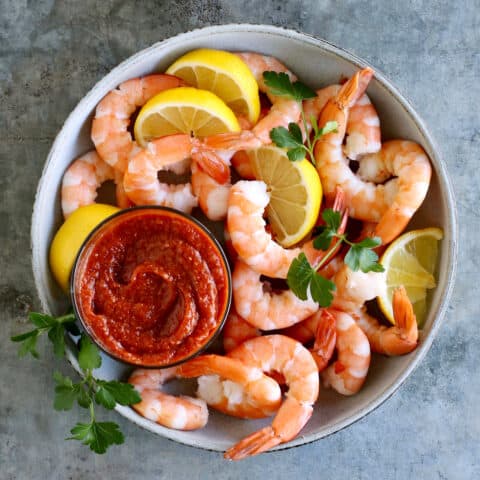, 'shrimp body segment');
225,335,319,460
177,354,282,419
128,368,208,430
91,74,185,173
354,286,418,356
321,310,371,395
222,308,261,353
233,260,318,330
